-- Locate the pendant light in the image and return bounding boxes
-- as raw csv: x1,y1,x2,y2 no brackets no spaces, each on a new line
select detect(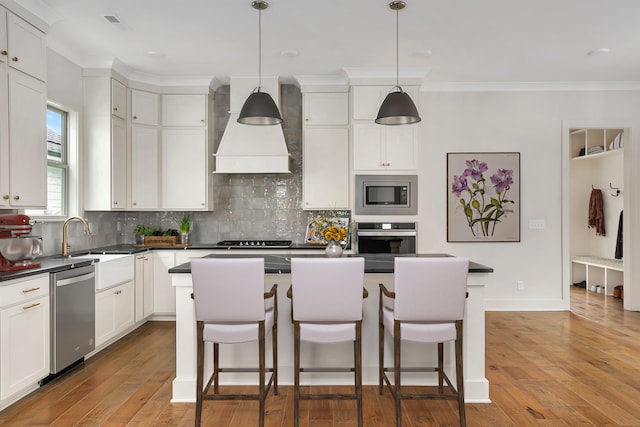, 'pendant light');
238,0,283,125
375,1,421,125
